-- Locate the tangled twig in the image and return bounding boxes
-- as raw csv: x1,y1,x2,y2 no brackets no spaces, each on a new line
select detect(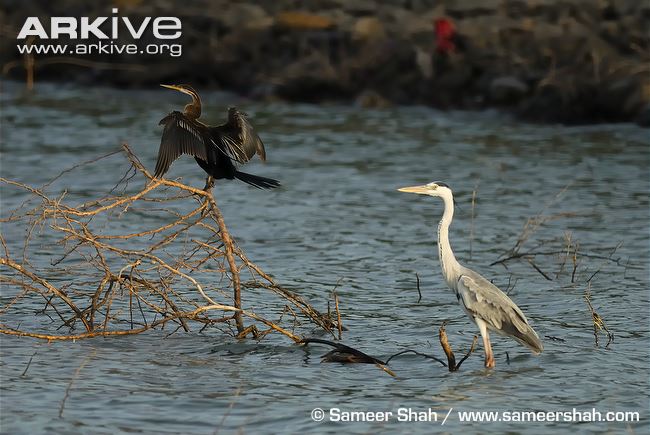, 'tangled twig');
584,286,613,348
0,144,336,342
